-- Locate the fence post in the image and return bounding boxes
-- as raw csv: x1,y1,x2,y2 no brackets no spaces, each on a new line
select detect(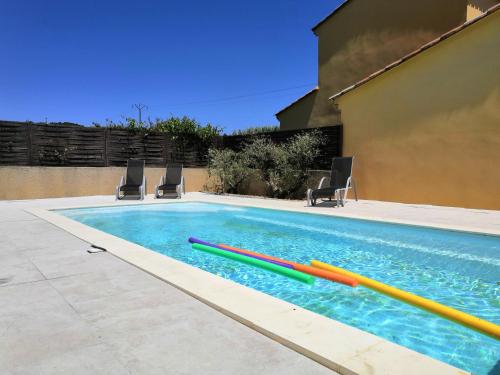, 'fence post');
26,124,33,165
338,125,343,157
103,128,109,166
162,133,169,165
